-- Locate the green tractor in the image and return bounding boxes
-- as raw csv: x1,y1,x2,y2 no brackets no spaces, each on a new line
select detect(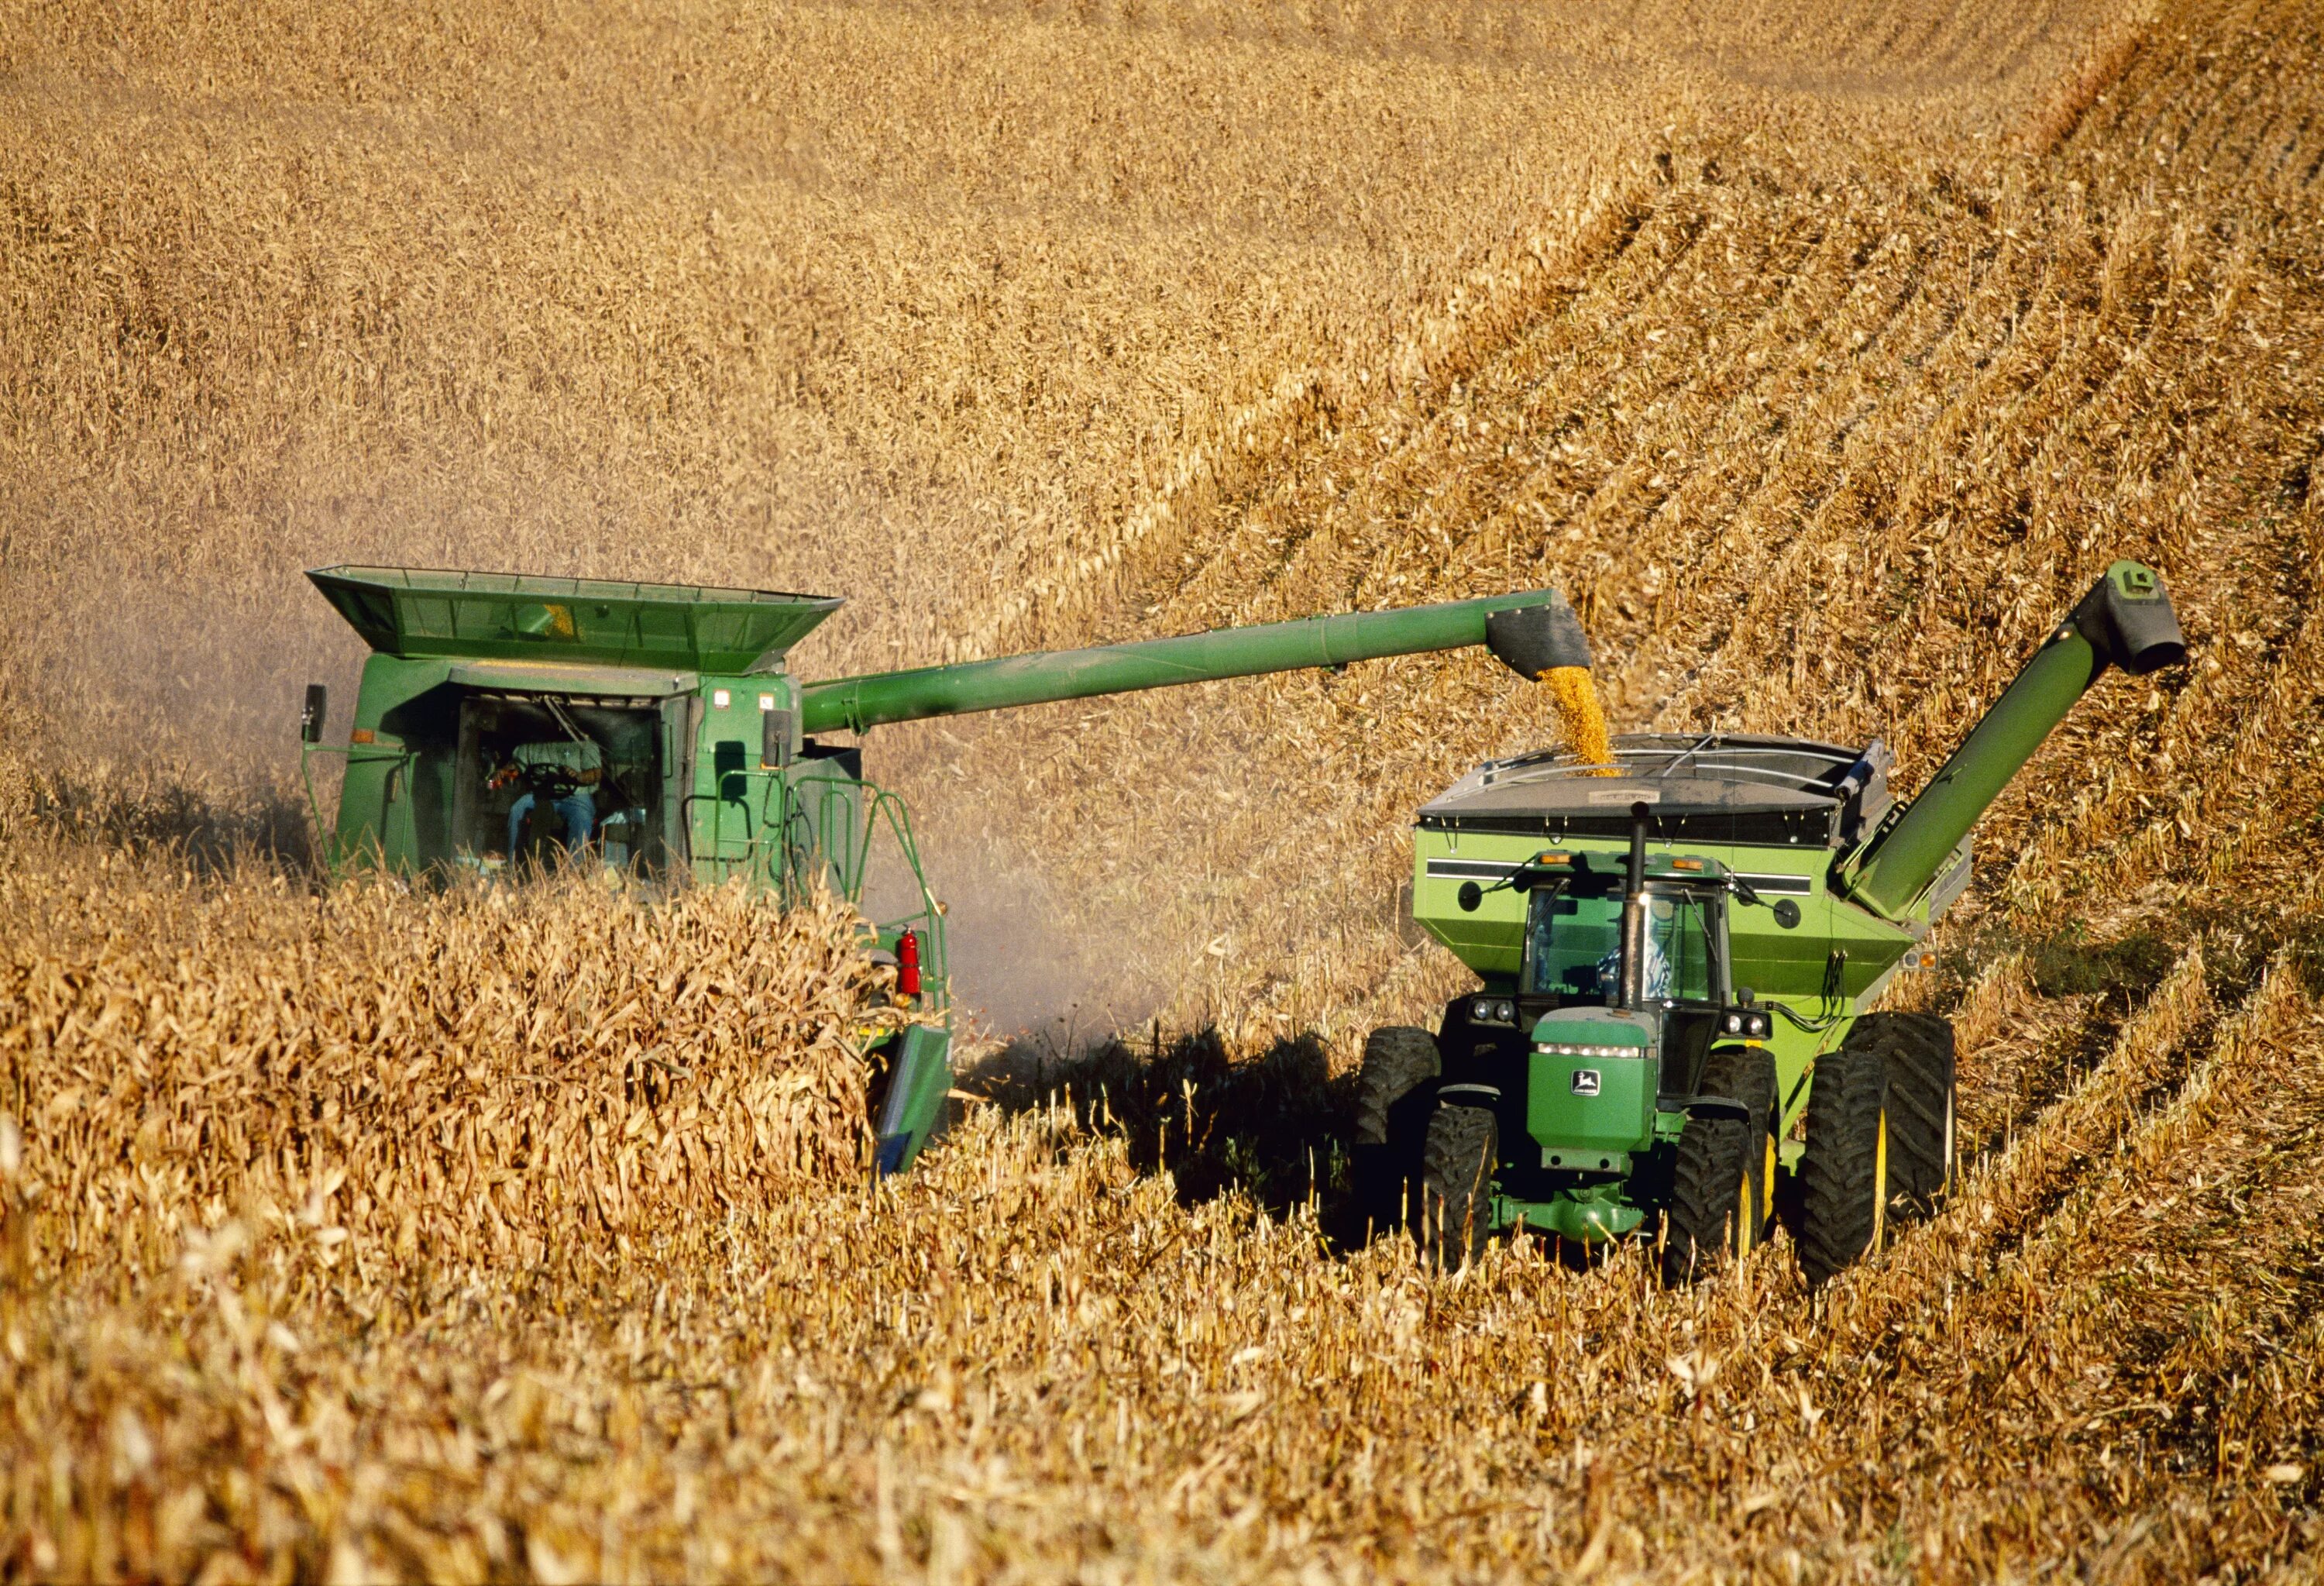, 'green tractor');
1363,561,2185,1283
297,566,1587,1176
